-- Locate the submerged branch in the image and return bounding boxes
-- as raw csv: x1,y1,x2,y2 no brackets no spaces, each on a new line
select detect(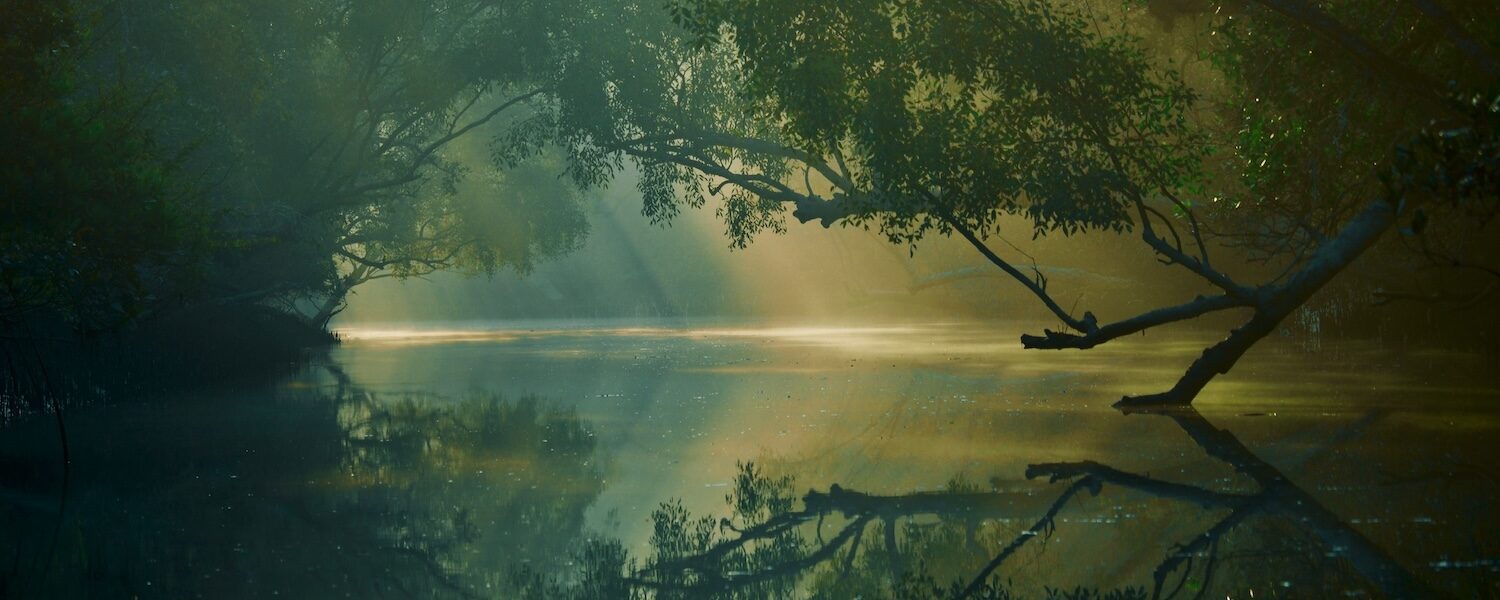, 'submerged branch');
1150,508,1254,600
1157,409,1442,599
627,515,872,594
